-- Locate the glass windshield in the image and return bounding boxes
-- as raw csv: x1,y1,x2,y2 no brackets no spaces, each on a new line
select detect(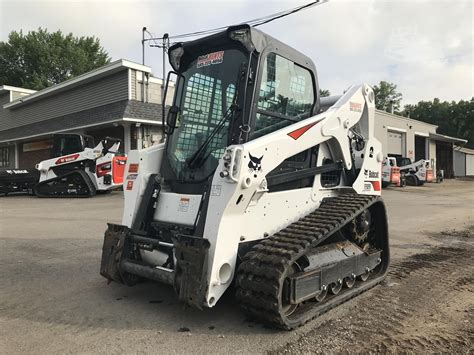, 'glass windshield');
167,48,247,182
